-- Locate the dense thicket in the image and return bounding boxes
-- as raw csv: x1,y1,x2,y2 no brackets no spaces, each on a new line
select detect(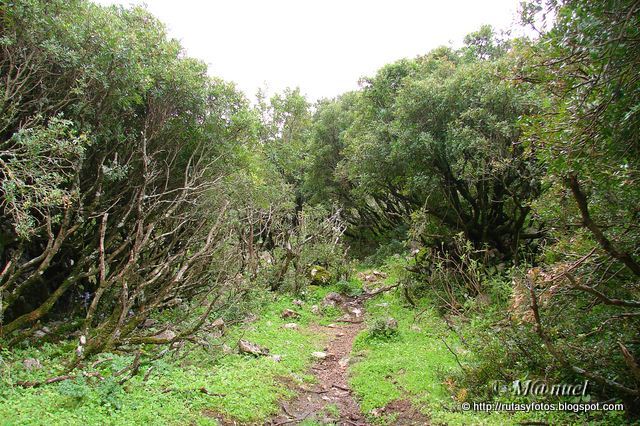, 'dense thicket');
0,0,346,359
0,0,247,356
302,0,640,407
515,0,640,403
